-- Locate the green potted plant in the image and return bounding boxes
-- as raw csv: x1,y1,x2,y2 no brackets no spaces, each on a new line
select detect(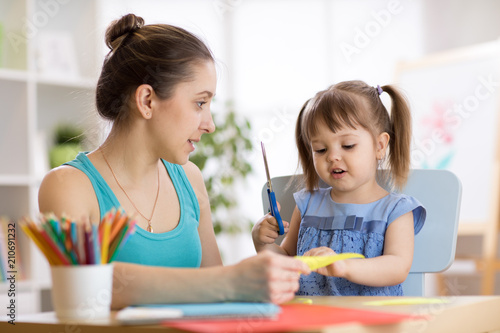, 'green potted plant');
49,123,84,168
190,102,254,235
